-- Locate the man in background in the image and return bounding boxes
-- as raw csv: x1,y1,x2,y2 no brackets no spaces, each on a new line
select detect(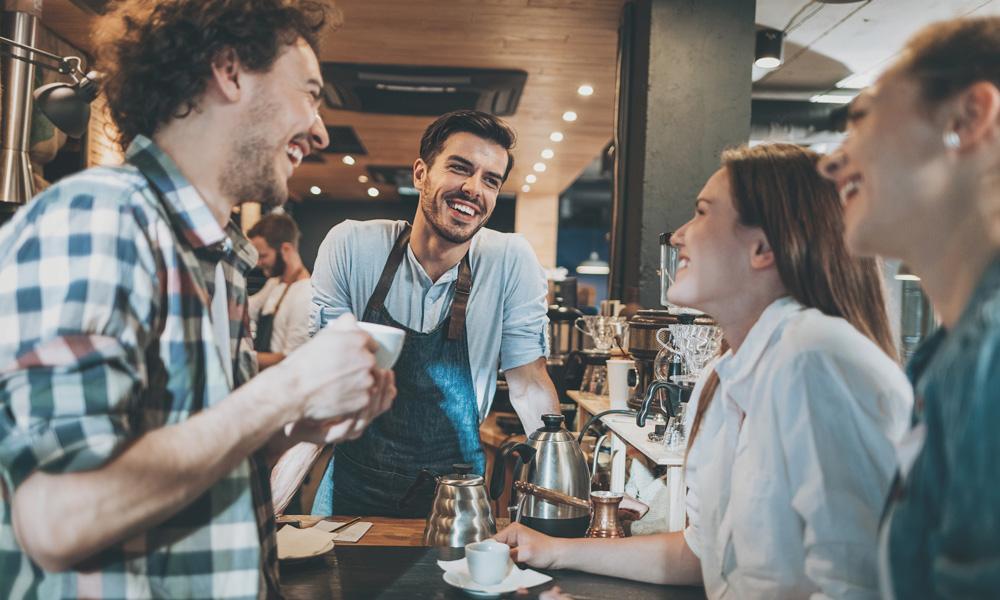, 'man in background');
249,213,312,369
0,1,394,598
